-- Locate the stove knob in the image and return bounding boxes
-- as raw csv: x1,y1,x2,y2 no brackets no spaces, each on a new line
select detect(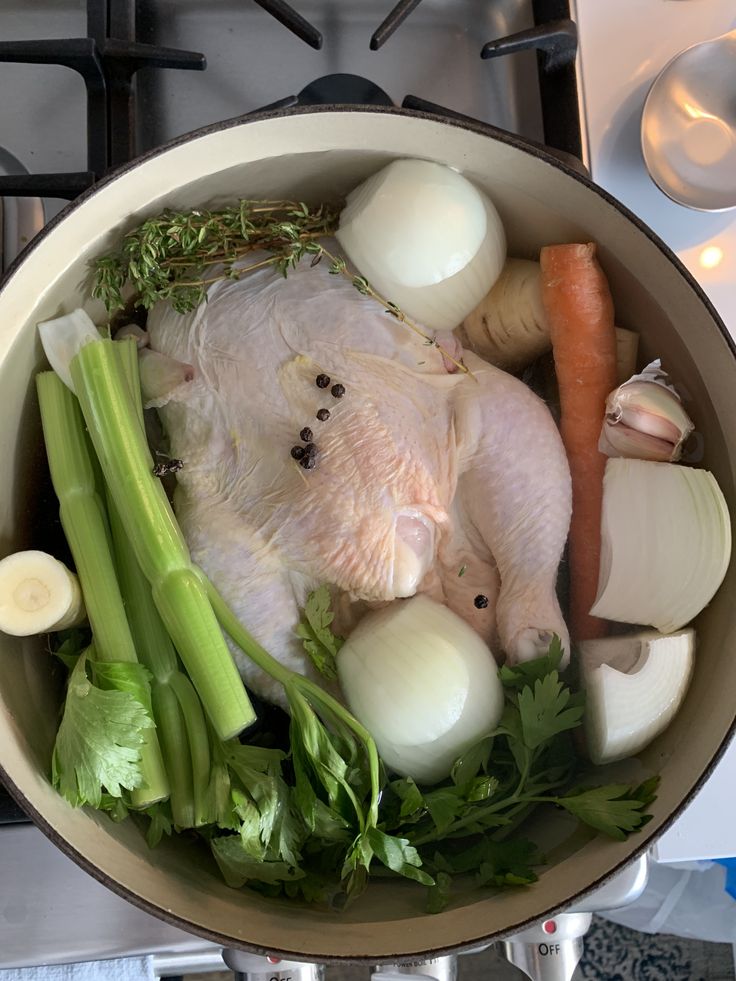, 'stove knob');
500,912,592,981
